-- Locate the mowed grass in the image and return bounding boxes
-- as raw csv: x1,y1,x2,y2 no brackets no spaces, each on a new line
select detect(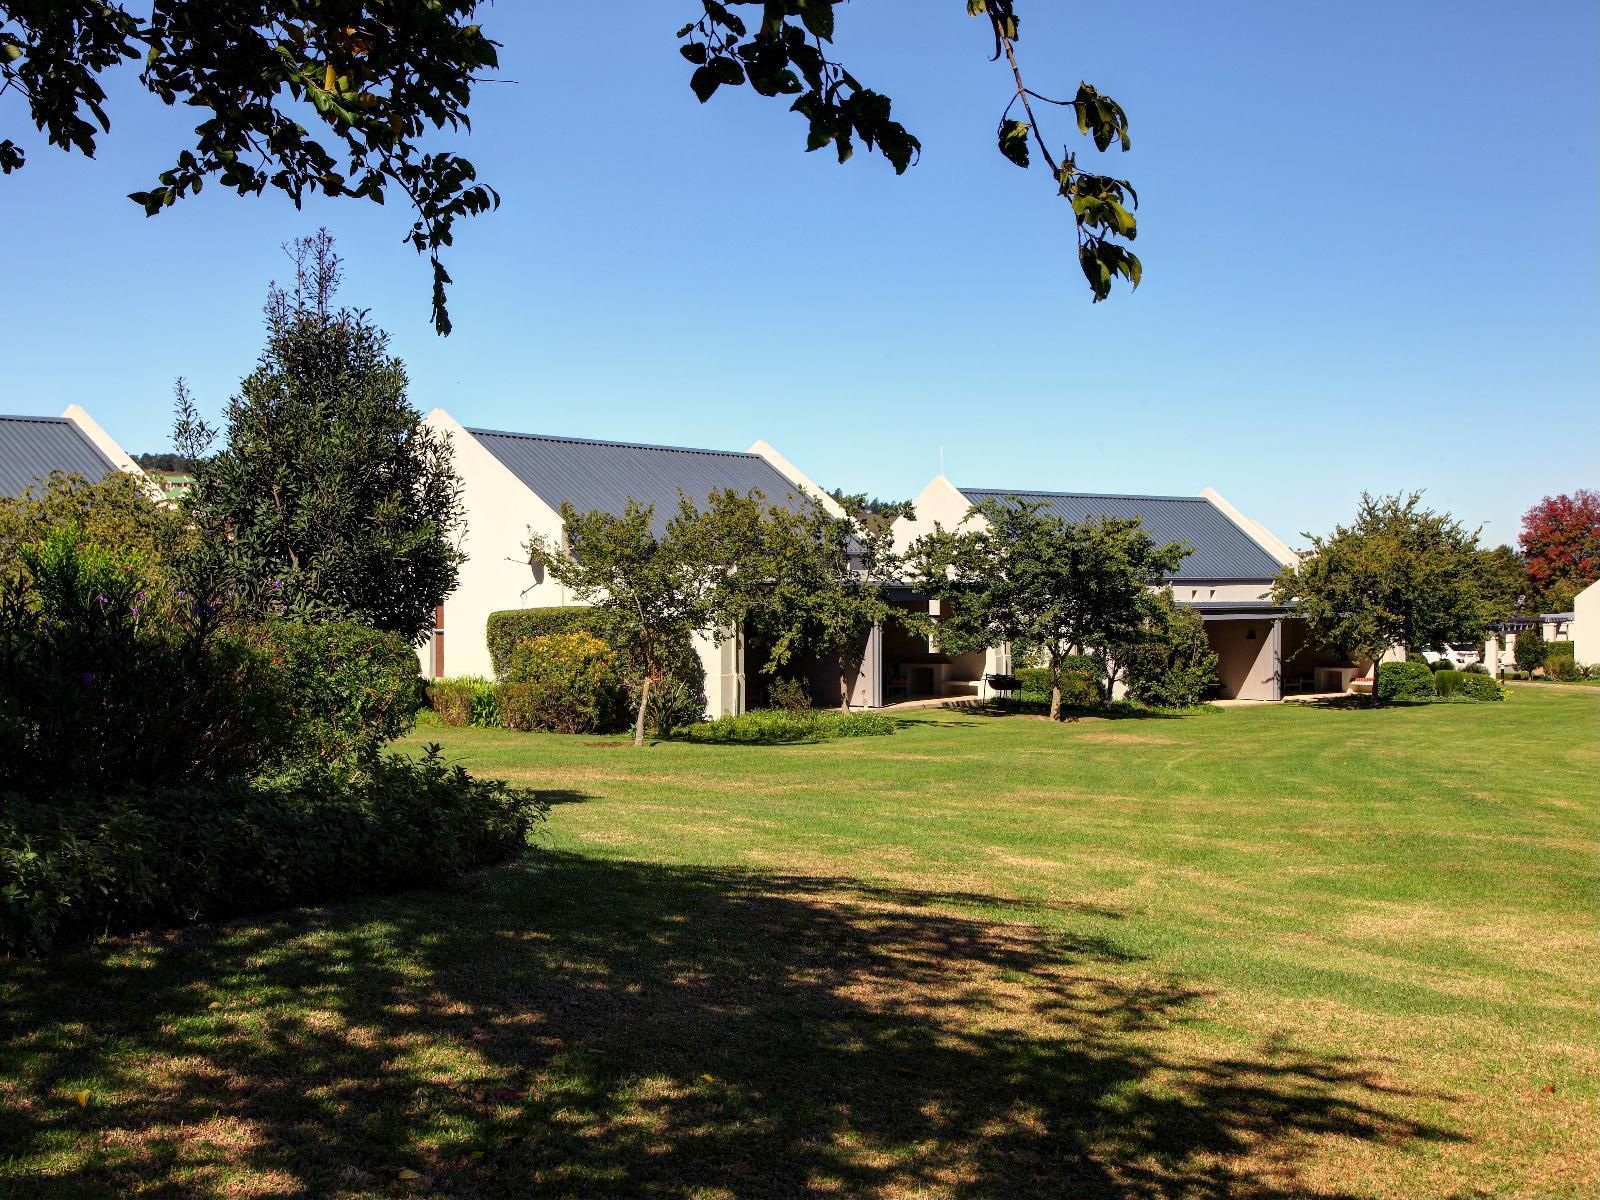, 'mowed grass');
2,691,1595,1198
